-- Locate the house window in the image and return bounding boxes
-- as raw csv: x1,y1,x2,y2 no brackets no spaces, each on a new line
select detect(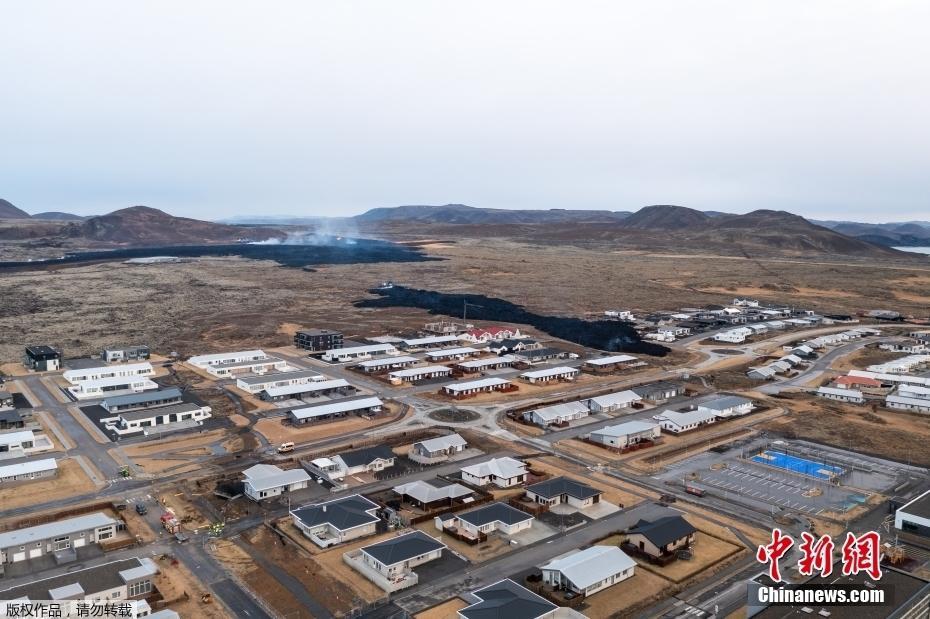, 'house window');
128,580,152,597
98,530,113,540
